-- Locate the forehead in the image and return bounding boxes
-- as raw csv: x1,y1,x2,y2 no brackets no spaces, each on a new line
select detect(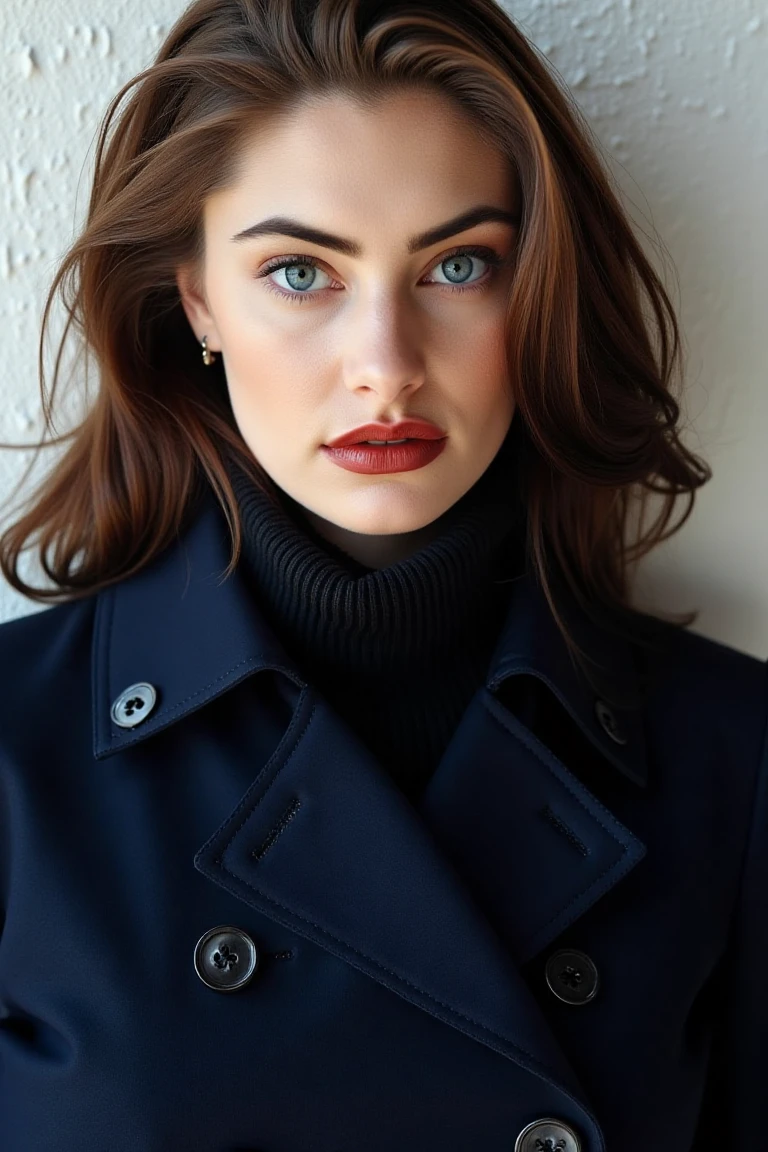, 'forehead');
207,89,518,235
